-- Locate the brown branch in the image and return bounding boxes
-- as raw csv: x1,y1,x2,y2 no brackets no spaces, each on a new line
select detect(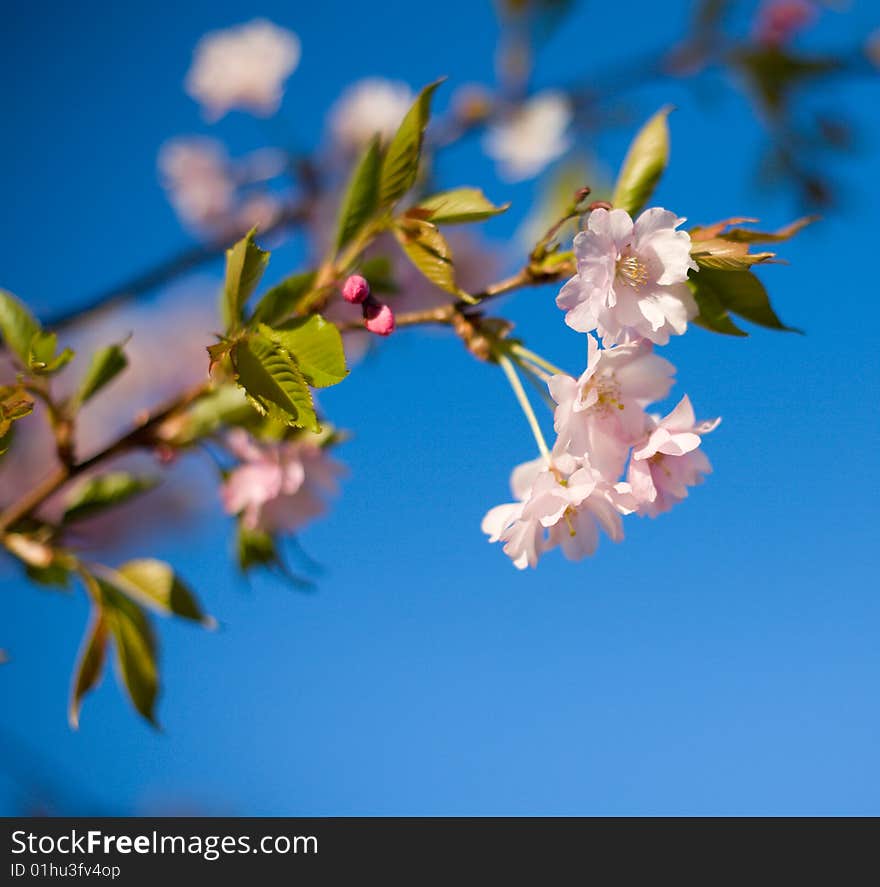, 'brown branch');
0,381,208,534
